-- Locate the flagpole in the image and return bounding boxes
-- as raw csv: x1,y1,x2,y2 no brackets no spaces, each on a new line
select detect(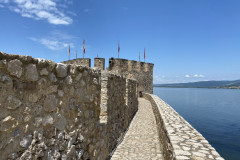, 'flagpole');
68,45,70,60
144,48,145,62
83,40,85,58
76,51,77,59
139,51,140,62
118,40,119,58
